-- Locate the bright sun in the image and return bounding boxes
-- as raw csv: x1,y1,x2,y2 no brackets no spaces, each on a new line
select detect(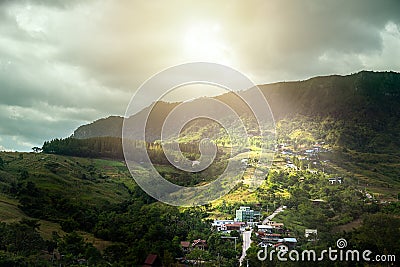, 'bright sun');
183,22,230,64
